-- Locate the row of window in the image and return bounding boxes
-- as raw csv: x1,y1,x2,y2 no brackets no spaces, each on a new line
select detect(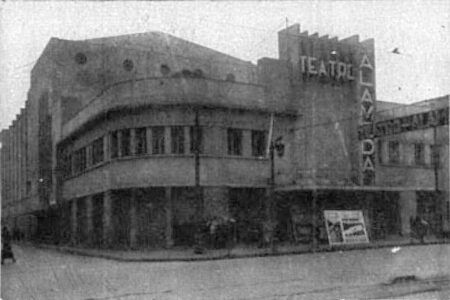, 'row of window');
378,140,439,166
109,126,202,158
61,127,268,178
